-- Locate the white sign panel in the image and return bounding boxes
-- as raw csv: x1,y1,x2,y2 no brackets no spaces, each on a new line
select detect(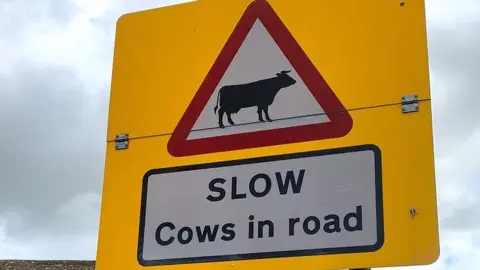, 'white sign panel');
138,145,384,266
